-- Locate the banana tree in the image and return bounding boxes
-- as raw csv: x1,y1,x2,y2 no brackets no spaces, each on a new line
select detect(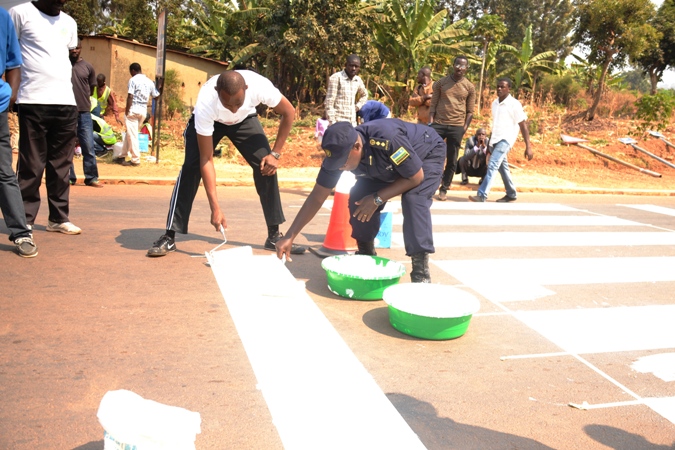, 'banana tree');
499,24,559,97
369,0,475,113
